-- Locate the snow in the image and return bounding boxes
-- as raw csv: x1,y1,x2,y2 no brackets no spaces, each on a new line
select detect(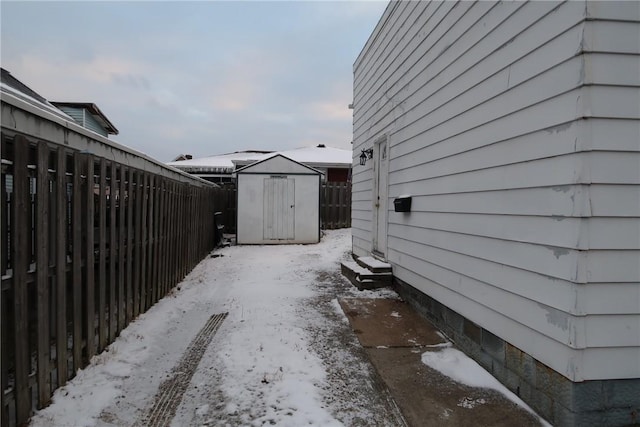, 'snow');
167,145,352,170
166,151,270,169
29,229,546,427
259,146,352,166
29,229,395,427
1,82,74,121
356,255,391,269
421,347,551,426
